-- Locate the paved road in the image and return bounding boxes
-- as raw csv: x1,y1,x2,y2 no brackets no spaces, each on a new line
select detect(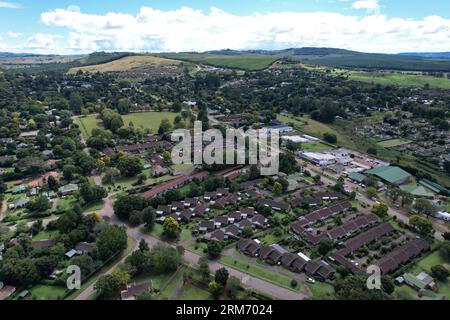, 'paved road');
75,241,138,300
75,198,308,300
302,162,445,240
